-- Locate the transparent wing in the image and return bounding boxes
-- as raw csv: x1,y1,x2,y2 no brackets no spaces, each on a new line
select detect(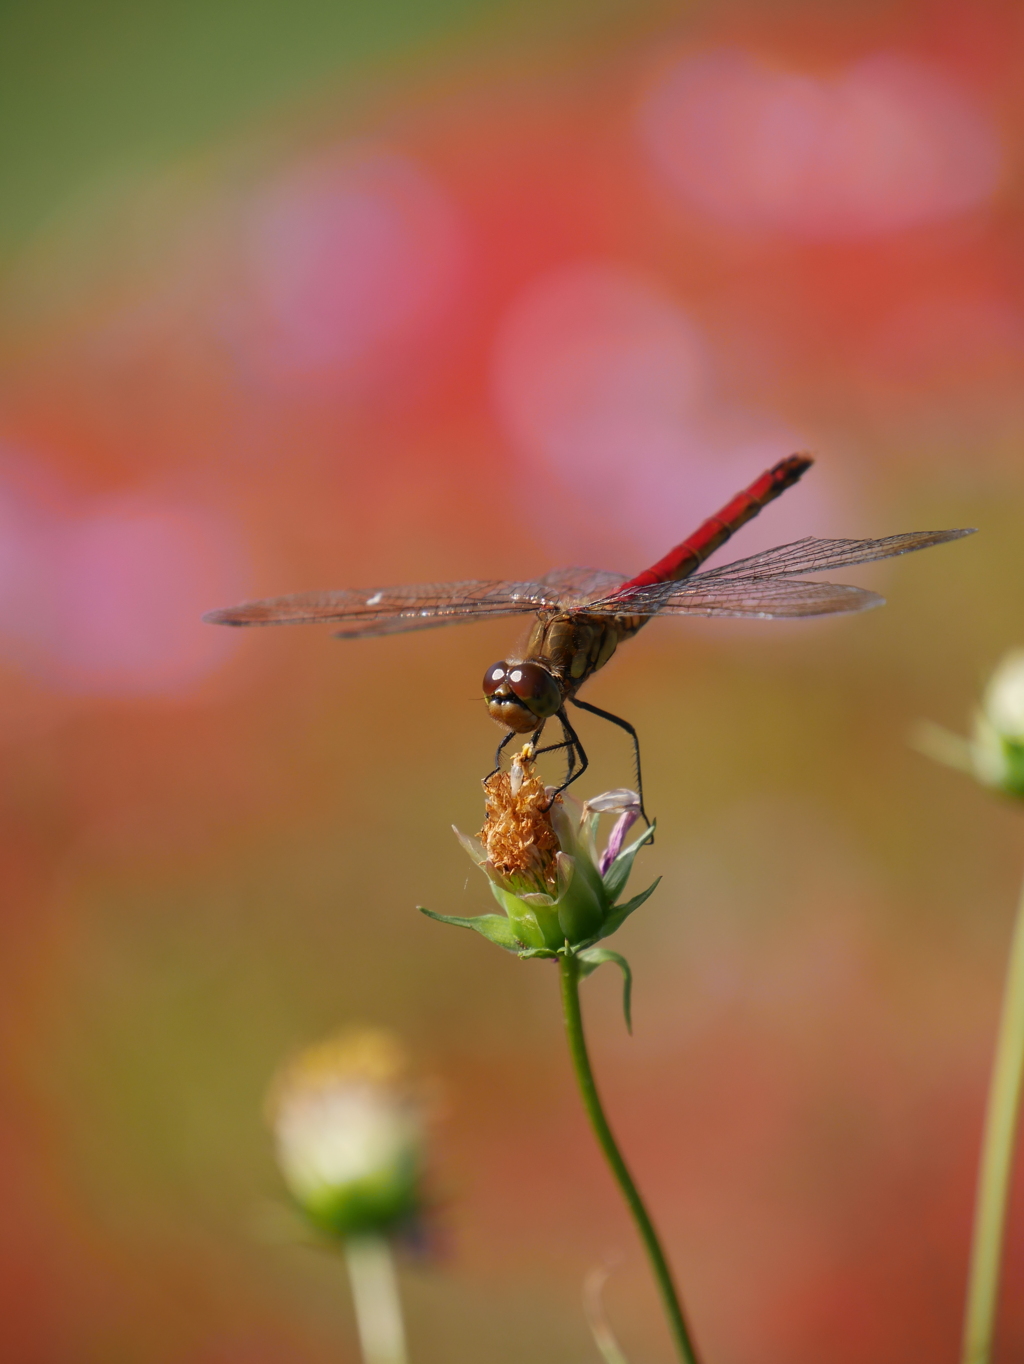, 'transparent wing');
586,526,973,617
679,528,975,583
203,566,636,637
534,565,630,605
204,579,556,637
587,576,883,620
